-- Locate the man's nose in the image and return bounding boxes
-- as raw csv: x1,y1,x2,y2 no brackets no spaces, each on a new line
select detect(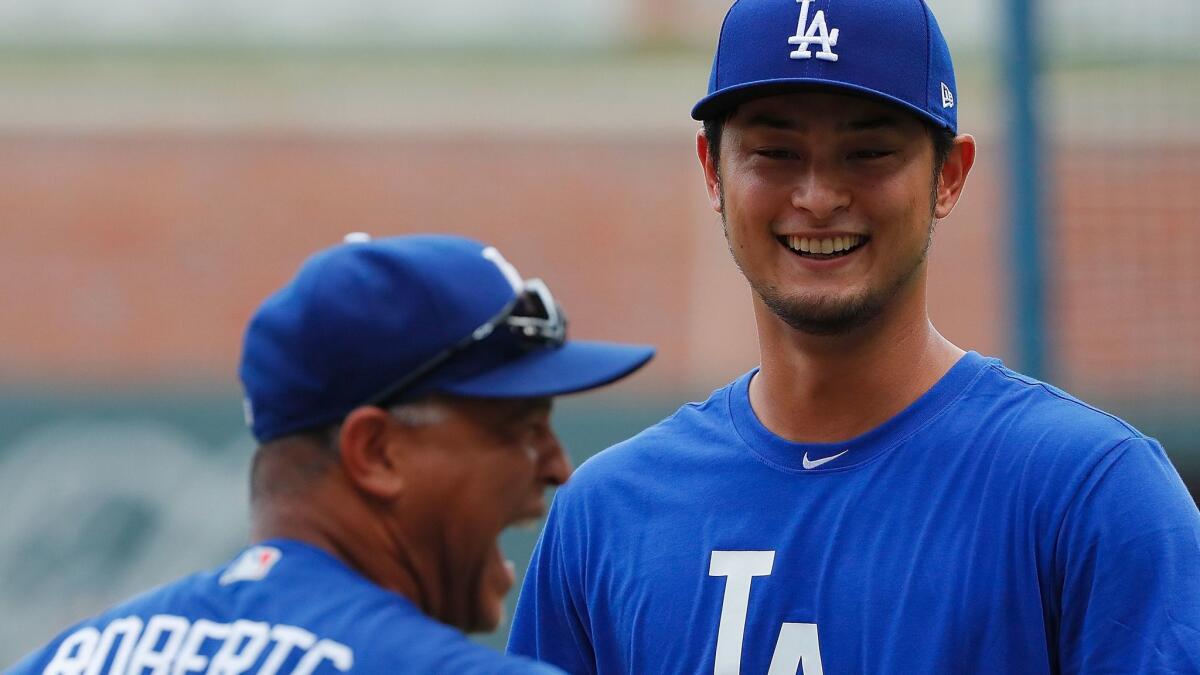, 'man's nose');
790,167,851,222
538,433,572,487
